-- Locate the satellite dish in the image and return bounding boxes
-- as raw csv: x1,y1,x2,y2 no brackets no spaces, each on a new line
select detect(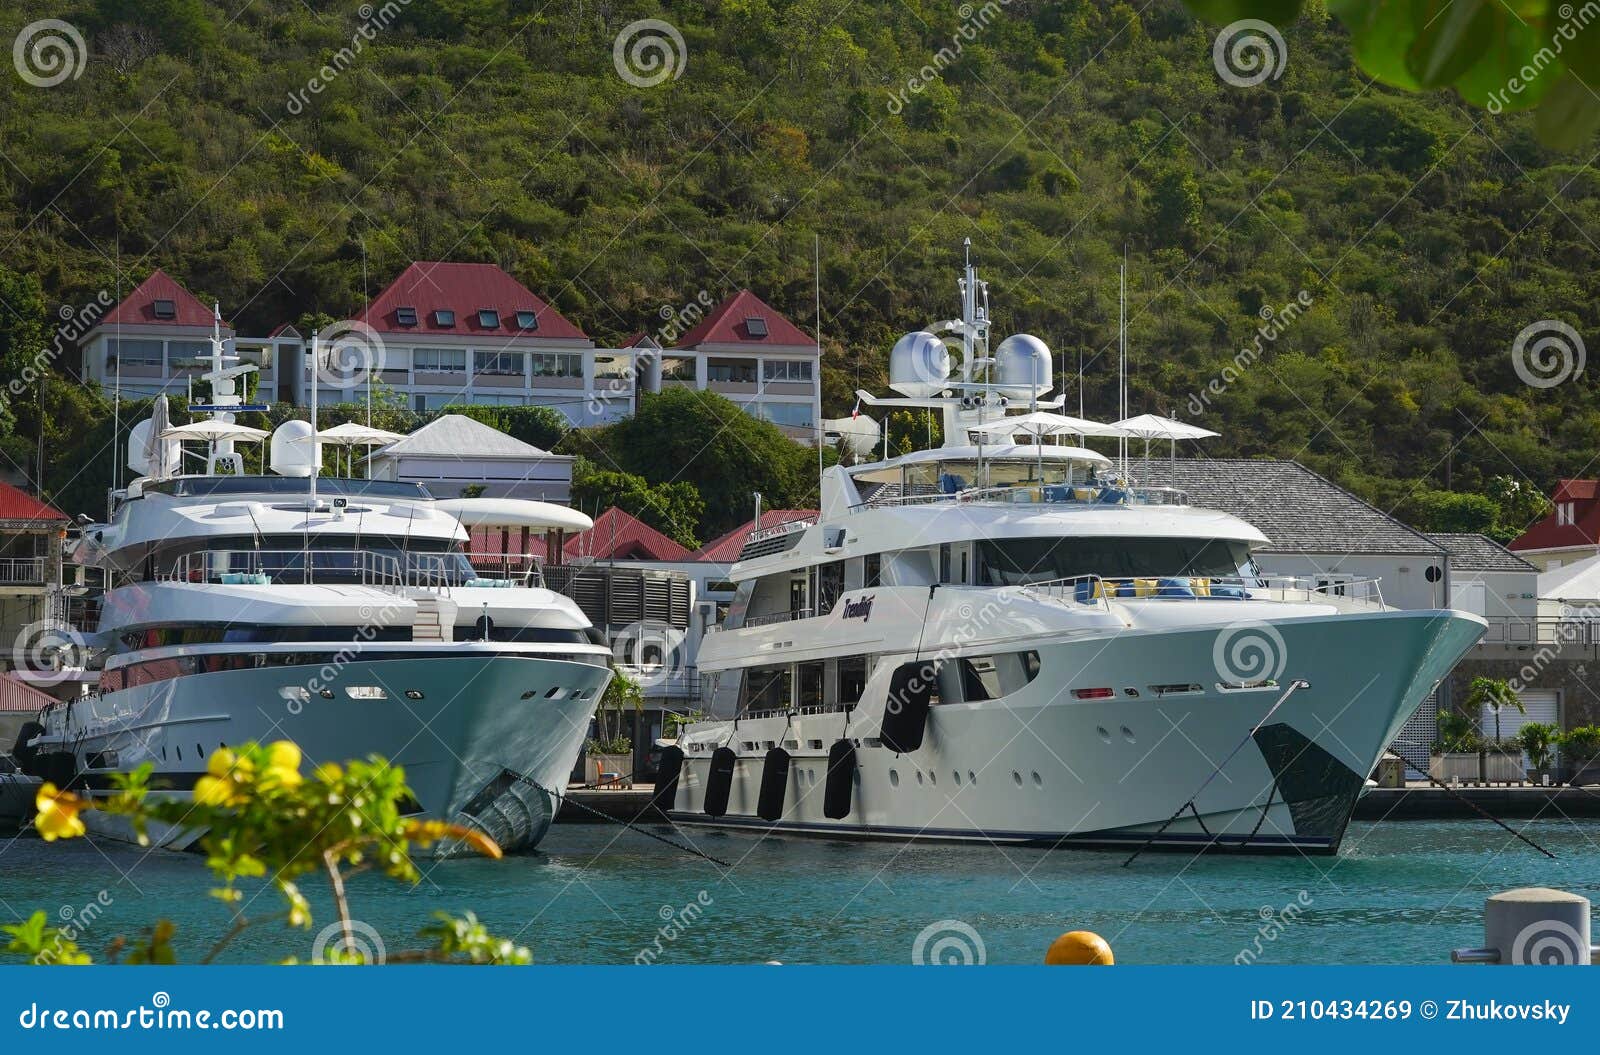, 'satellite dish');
127,420,152,476
889,331,952,397
270,420,319,477
993,334,1052,399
